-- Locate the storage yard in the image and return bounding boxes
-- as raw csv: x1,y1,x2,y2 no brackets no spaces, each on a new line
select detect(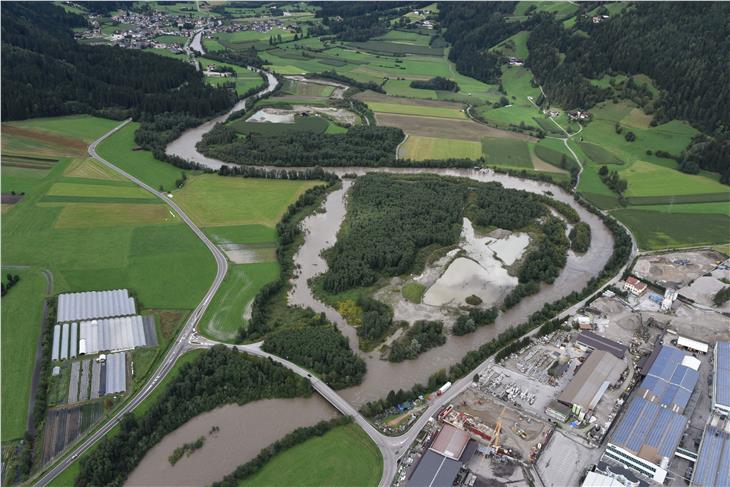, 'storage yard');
398,249,730,487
